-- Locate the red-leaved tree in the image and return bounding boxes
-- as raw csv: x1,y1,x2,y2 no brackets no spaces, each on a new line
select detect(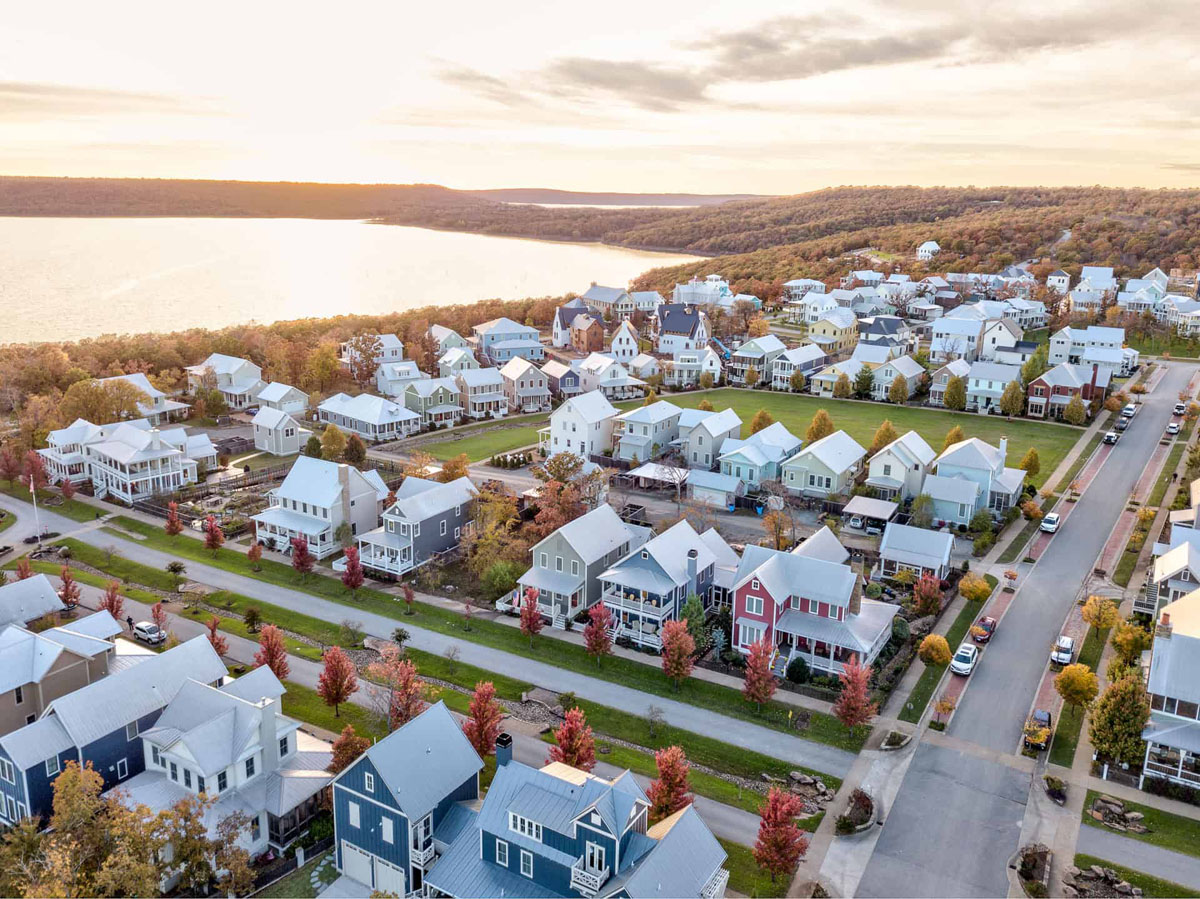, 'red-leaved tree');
328,725,371,775
15,558,33,580
583,603,613,668
660,619,695,691
912,573,943,617
291,536,315,578
0,446,21,487
462,681,504,757
59,478,76,501
547,707,596,772
203,515,225,557
832,655,878,733
22,451,47,494
164,501,184,538
58,566,81,610
341,545,364,597
317,646,359,717
520,587,543,648
206,616,229,656
401,582,415,615
647,745,693,823
742,637,777,711
151,601,168,633
753,788,809,883
98,580,124,620
247,542,263,571
254,625,290,679
366,645,428,731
